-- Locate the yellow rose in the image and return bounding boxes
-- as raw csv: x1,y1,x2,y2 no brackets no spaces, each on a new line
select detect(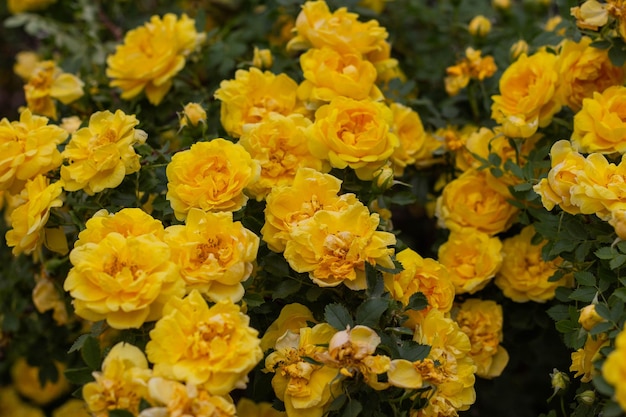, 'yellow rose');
166,139,260,220
5,176,64,256
262,167,359,253
384,248,455,327
389,102,427,176
73,208,166,247
13,51,41,81
491,50,561,138
468,15,492,37
7,0,55,13
238,113,325,201
307,97,399,180
0,109,67,193
64,232,184,329
284,201,396,290
24,60,84,119
214,68,308,138
495,225,572,303
61,110,147,195
453,299,509,379
83,342,153,417
438,229,503,294
435,168,519,236
287,0,388,56
445,48,497,96
33,274,68,326
107,14,205,105
146,290,263,395
388,309,476,414
139,377,236,417
571,85,626,154
570,0,608,31
297,47,383,106
237,398,286,417
52,400,91,417
264,323,341,417
11,358,70,406
0,386,44,417
578,304,606,331
164,208,259,302
602,326,626,410
571,334,608,383
533,140,586,215
260,303,316,351
555,36,625,112
179,102,207,128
